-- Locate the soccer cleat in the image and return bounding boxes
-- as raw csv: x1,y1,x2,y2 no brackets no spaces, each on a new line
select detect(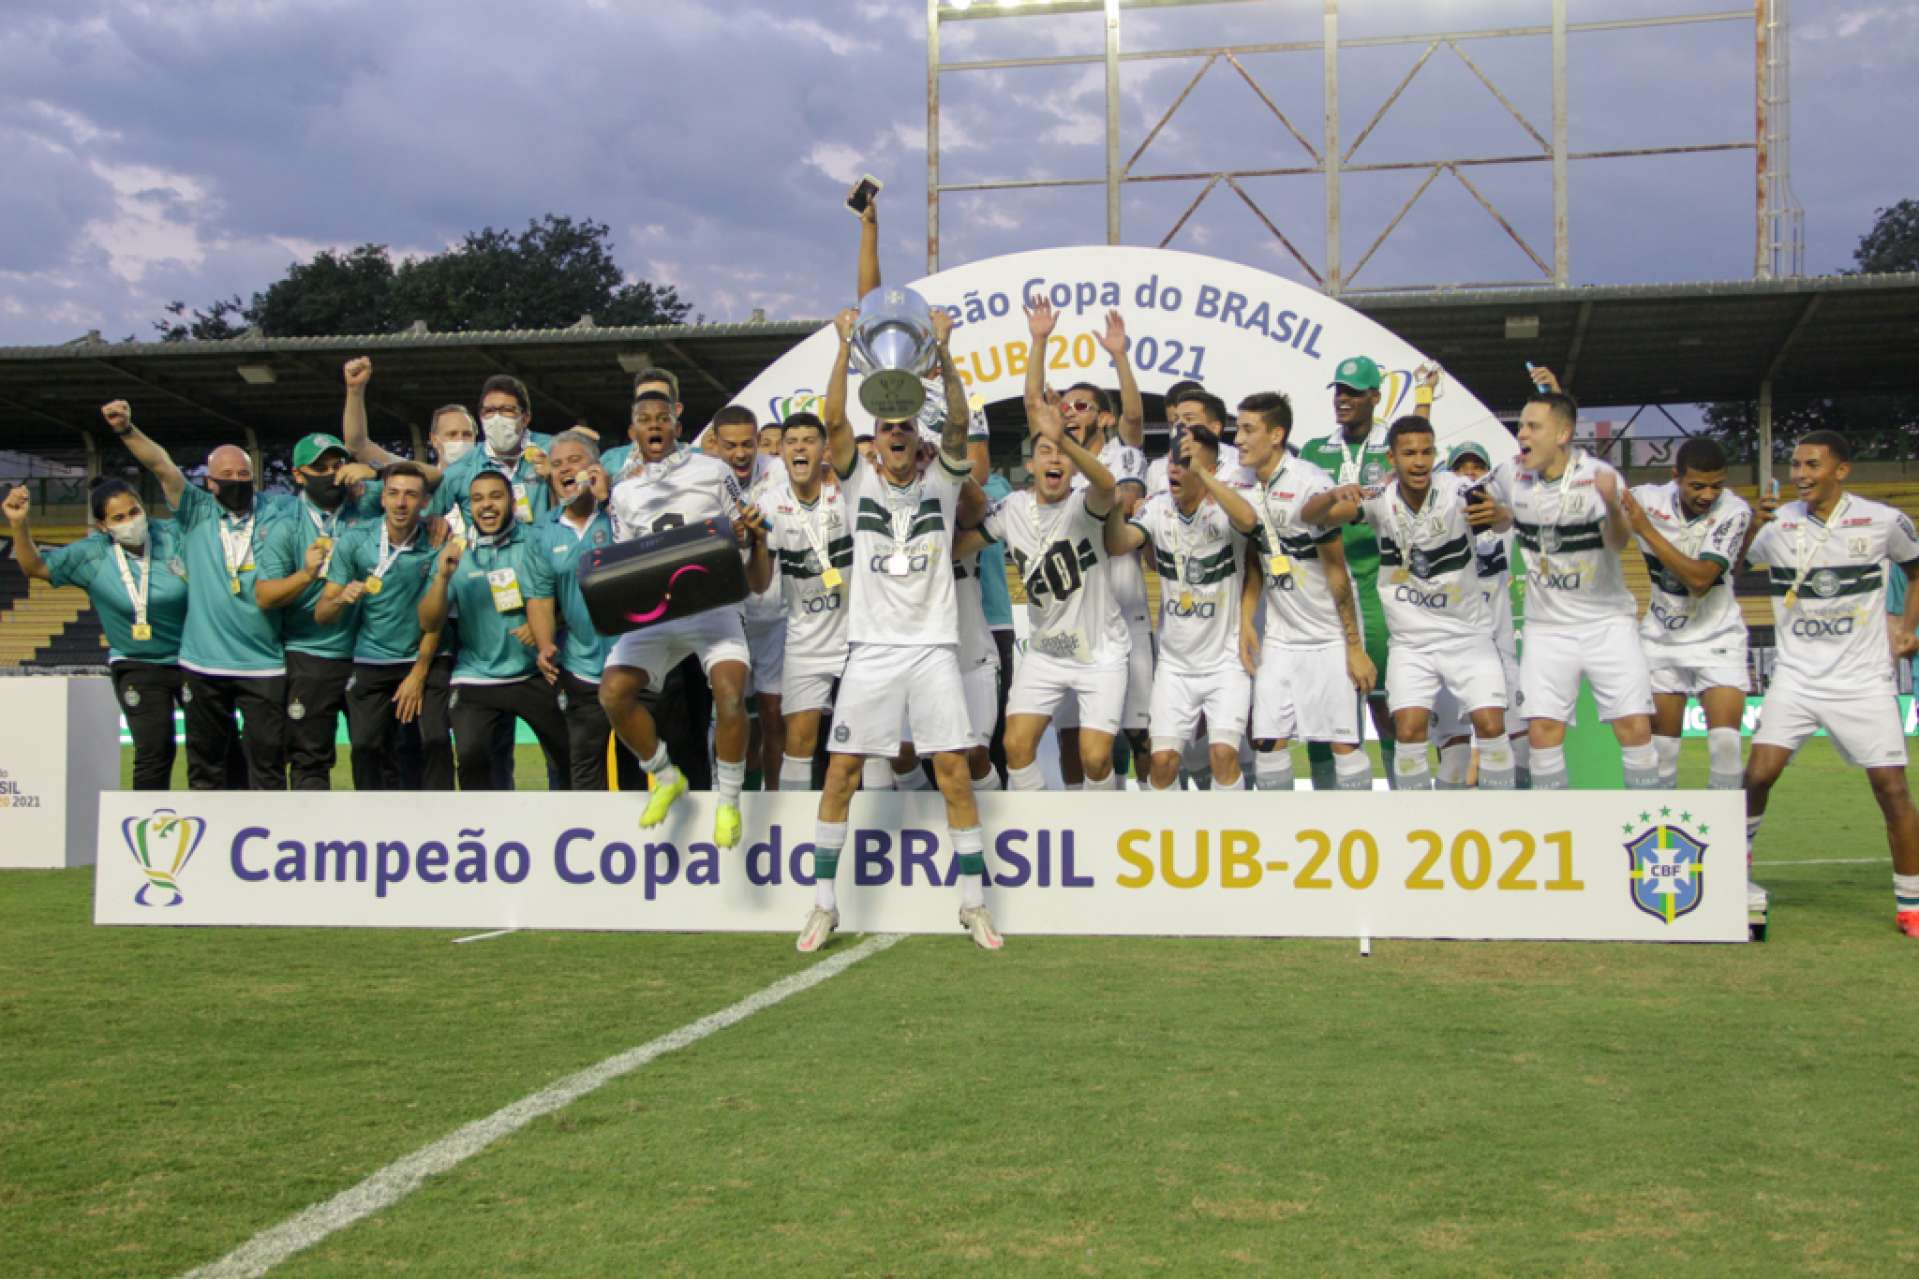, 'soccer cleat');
1898,910,1919,939
713,802,742,849
1747,881,1770,915
796,906,839,953
639,773,689,829
959,905,1005,951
